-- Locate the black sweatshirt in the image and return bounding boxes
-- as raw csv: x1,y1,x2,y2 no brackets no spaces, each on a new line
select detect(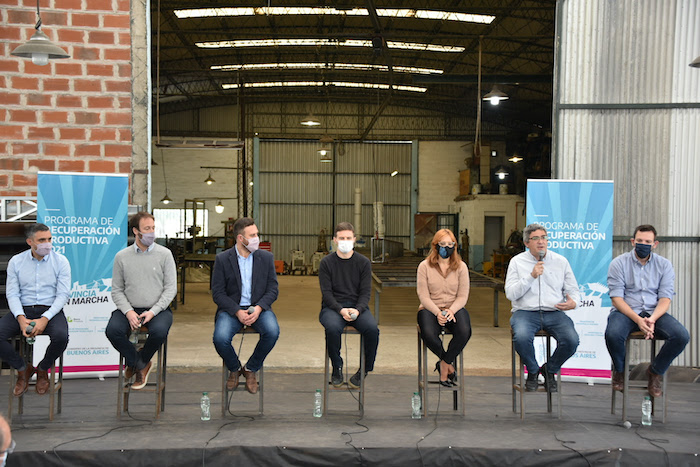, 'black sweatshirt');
318,252,371,313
